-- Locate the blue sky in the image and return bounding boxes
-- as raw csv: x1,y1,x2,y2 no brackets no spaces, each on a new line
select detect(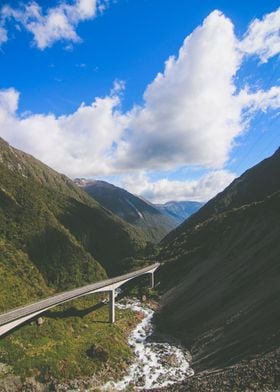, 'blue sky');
0,0,279,203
